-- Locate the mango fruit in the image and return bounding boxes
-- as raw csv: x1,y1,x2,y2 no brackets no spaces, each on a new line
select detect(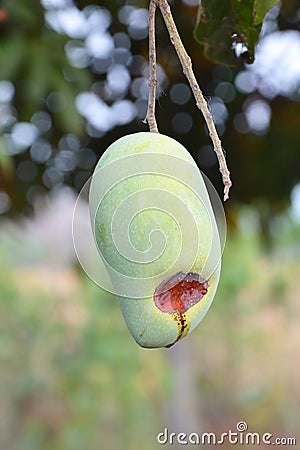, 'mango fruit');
89,132,223,348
